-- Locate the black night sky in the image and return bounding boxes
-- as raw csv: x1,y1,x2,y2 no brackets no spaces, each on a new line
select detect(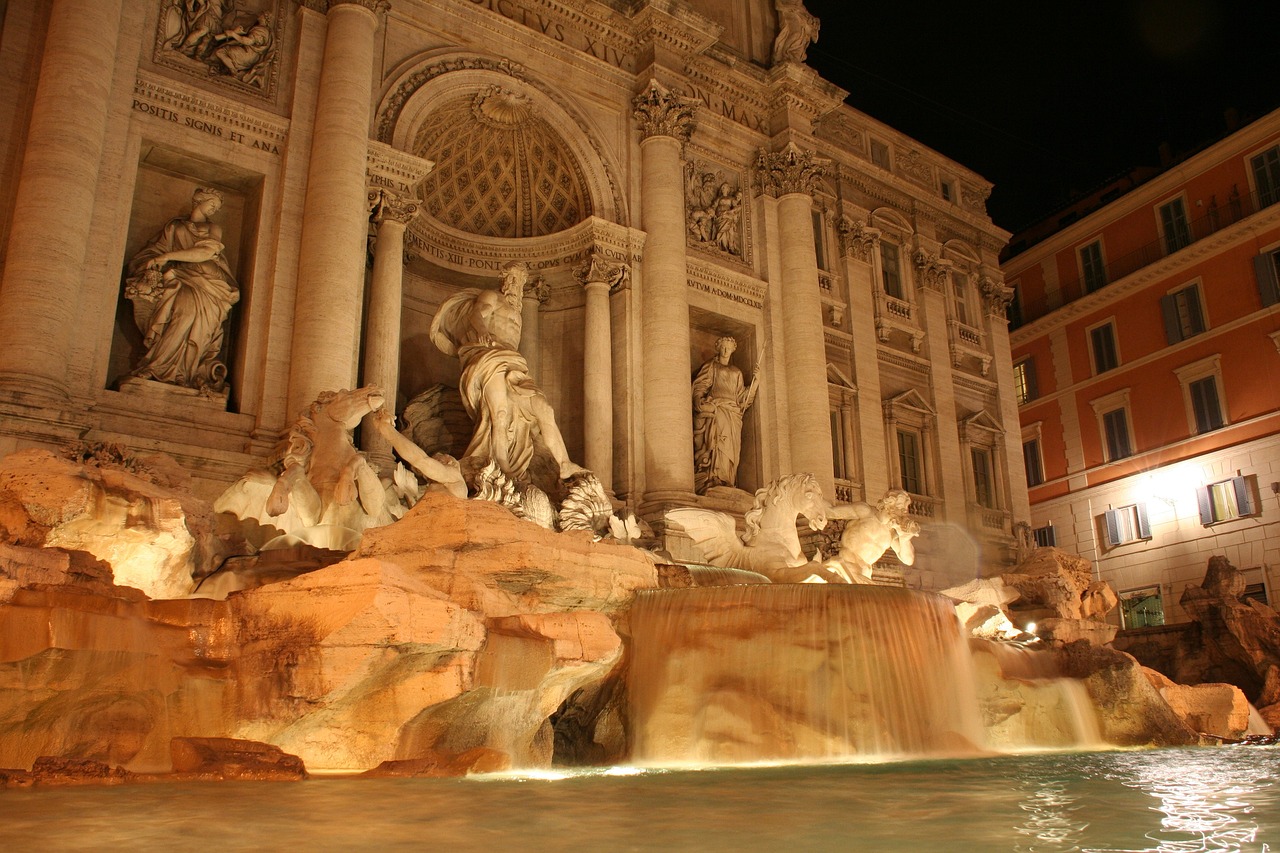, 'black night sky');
800,0,1280,233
